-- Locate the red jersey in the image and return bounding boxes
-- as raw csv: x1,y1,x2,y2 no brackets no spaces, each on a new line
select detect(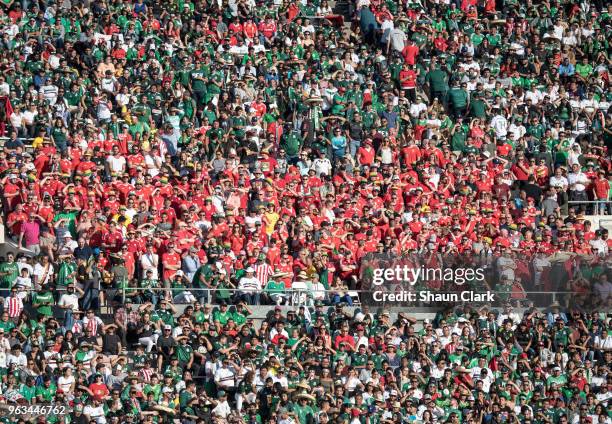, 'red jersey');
162,252,181,281
399,69,417,88
593,178,610,199
401,44,419,65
